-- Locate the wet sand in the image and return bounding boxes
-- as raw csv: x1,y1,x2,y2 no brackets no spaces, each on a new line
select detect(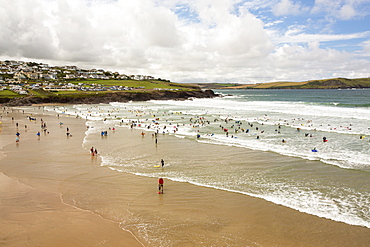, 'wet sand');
0,106,369,246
